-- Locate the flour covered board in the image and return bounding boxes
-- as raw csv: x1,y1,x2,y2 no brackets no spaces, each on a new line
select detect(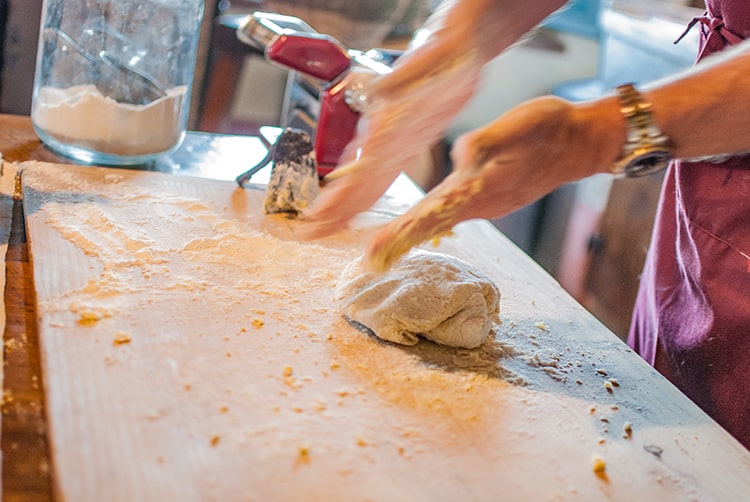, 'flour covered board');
21,161,750,501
